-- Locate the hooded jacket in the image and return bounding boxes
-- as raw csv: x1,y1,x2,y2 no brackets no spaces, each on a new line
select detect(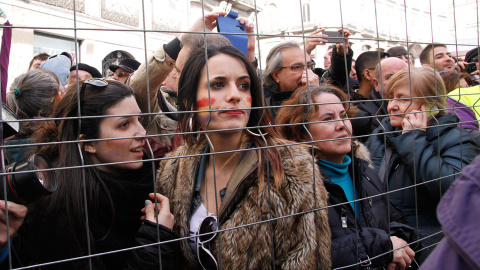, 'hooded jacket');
152,138,331,269
321,143,418,269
